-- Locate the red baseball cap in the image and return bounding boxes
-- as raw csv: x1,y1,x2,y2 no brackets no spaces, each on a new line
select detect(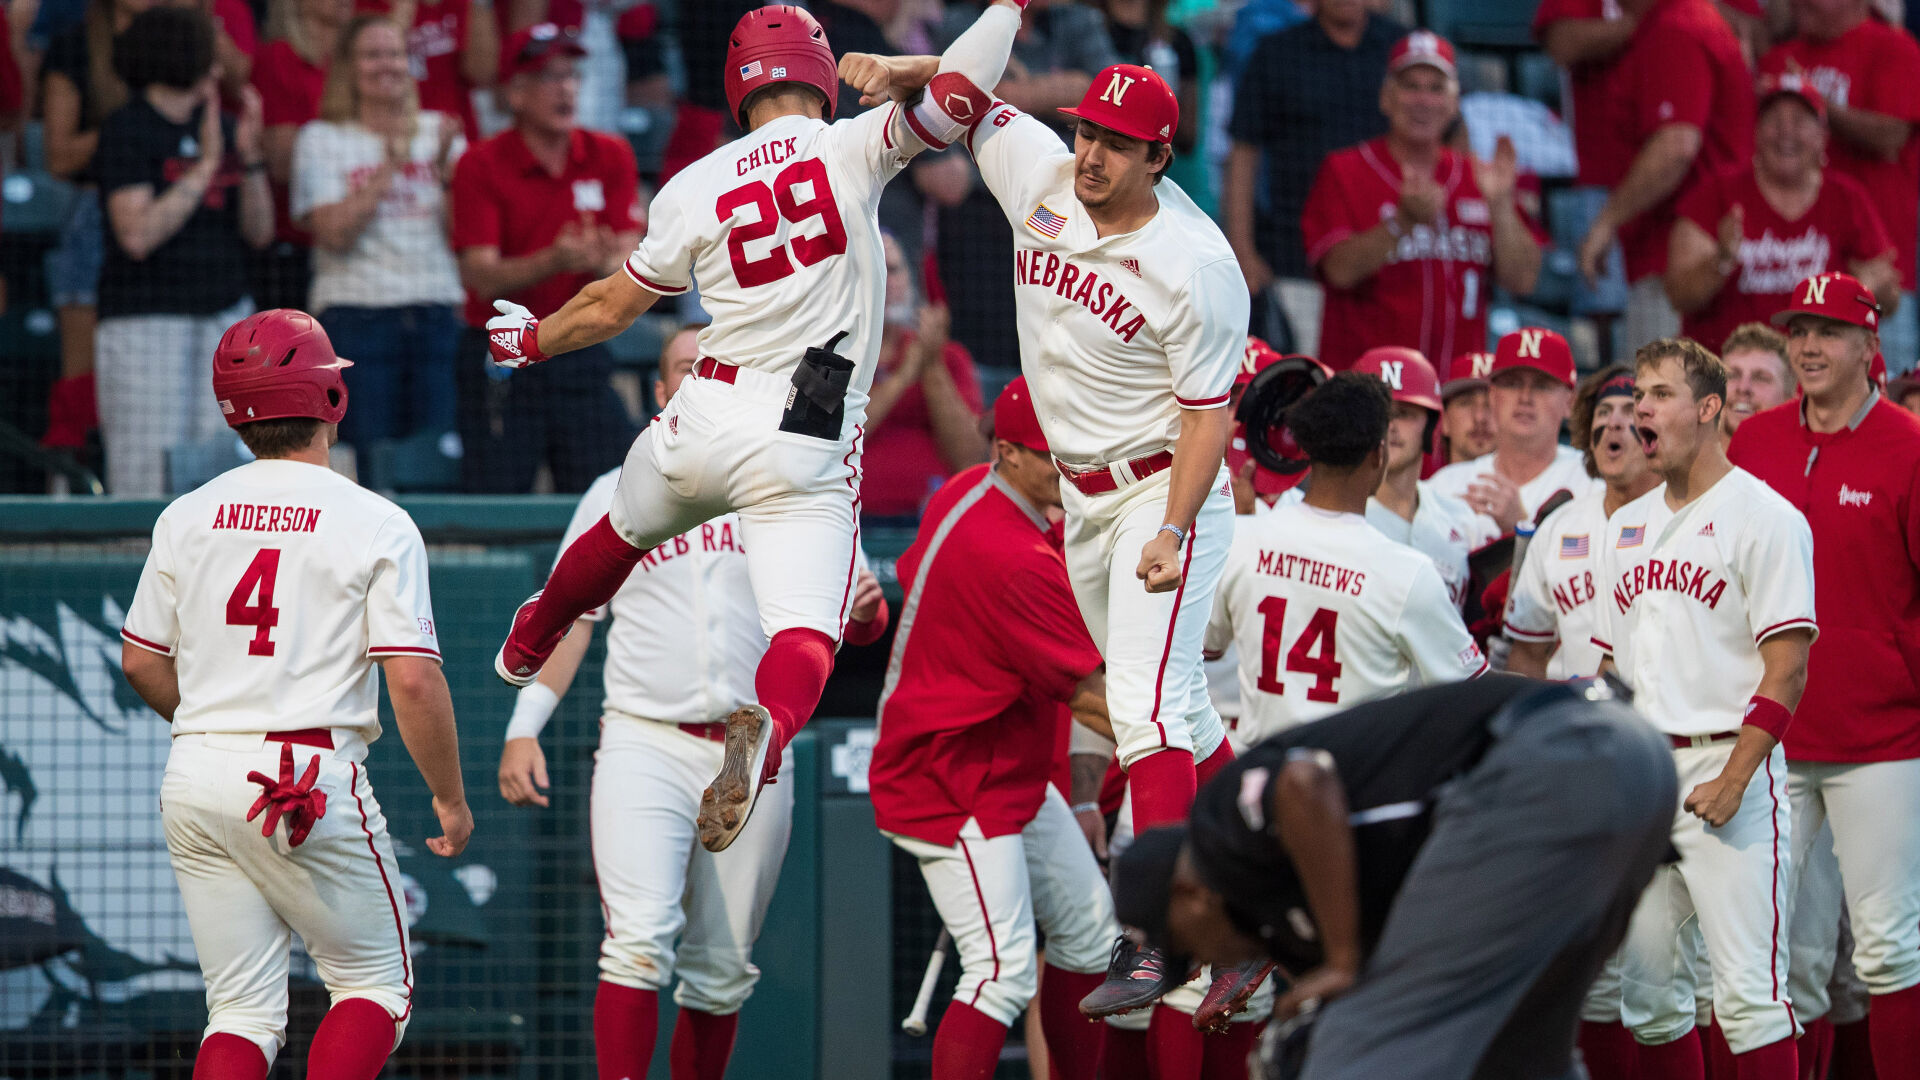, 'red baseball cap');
500,23,587,82
1388,30,1456,79
1353,346,1443,412
1491,328,1576,388
1235,335,1286,388
1443,351,1496,399
1060,64,1178,145
1757,72,1826,124
993,376,1049,452
1772,271,1880,330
